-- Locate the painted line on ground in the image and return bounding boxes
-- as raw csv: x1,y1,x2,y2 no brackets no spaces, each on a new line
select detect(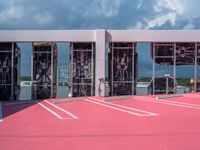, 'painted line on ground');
84,98,145,116
146,96,200,107
85,98,157,117
38,102,63,120
44,100,78,119
38,101,77,120
158,98,200,107
0,102,2,122
135,96,200,109
183,94,200,99
132,96,200,110
89,97,158,116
